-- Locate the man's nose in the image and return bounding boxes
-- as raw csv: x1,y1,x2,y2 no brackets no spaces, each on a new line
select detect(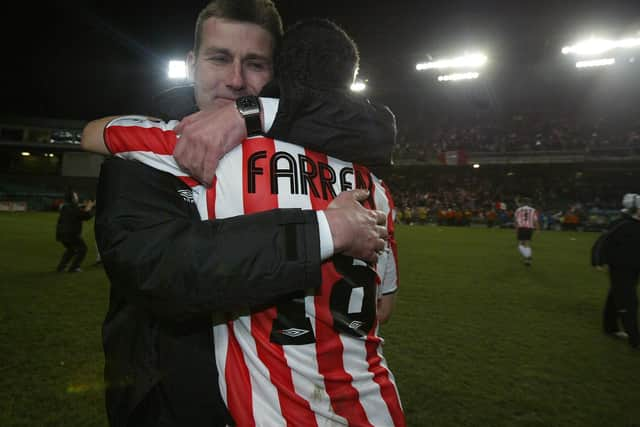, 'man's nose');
226,61,245,91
